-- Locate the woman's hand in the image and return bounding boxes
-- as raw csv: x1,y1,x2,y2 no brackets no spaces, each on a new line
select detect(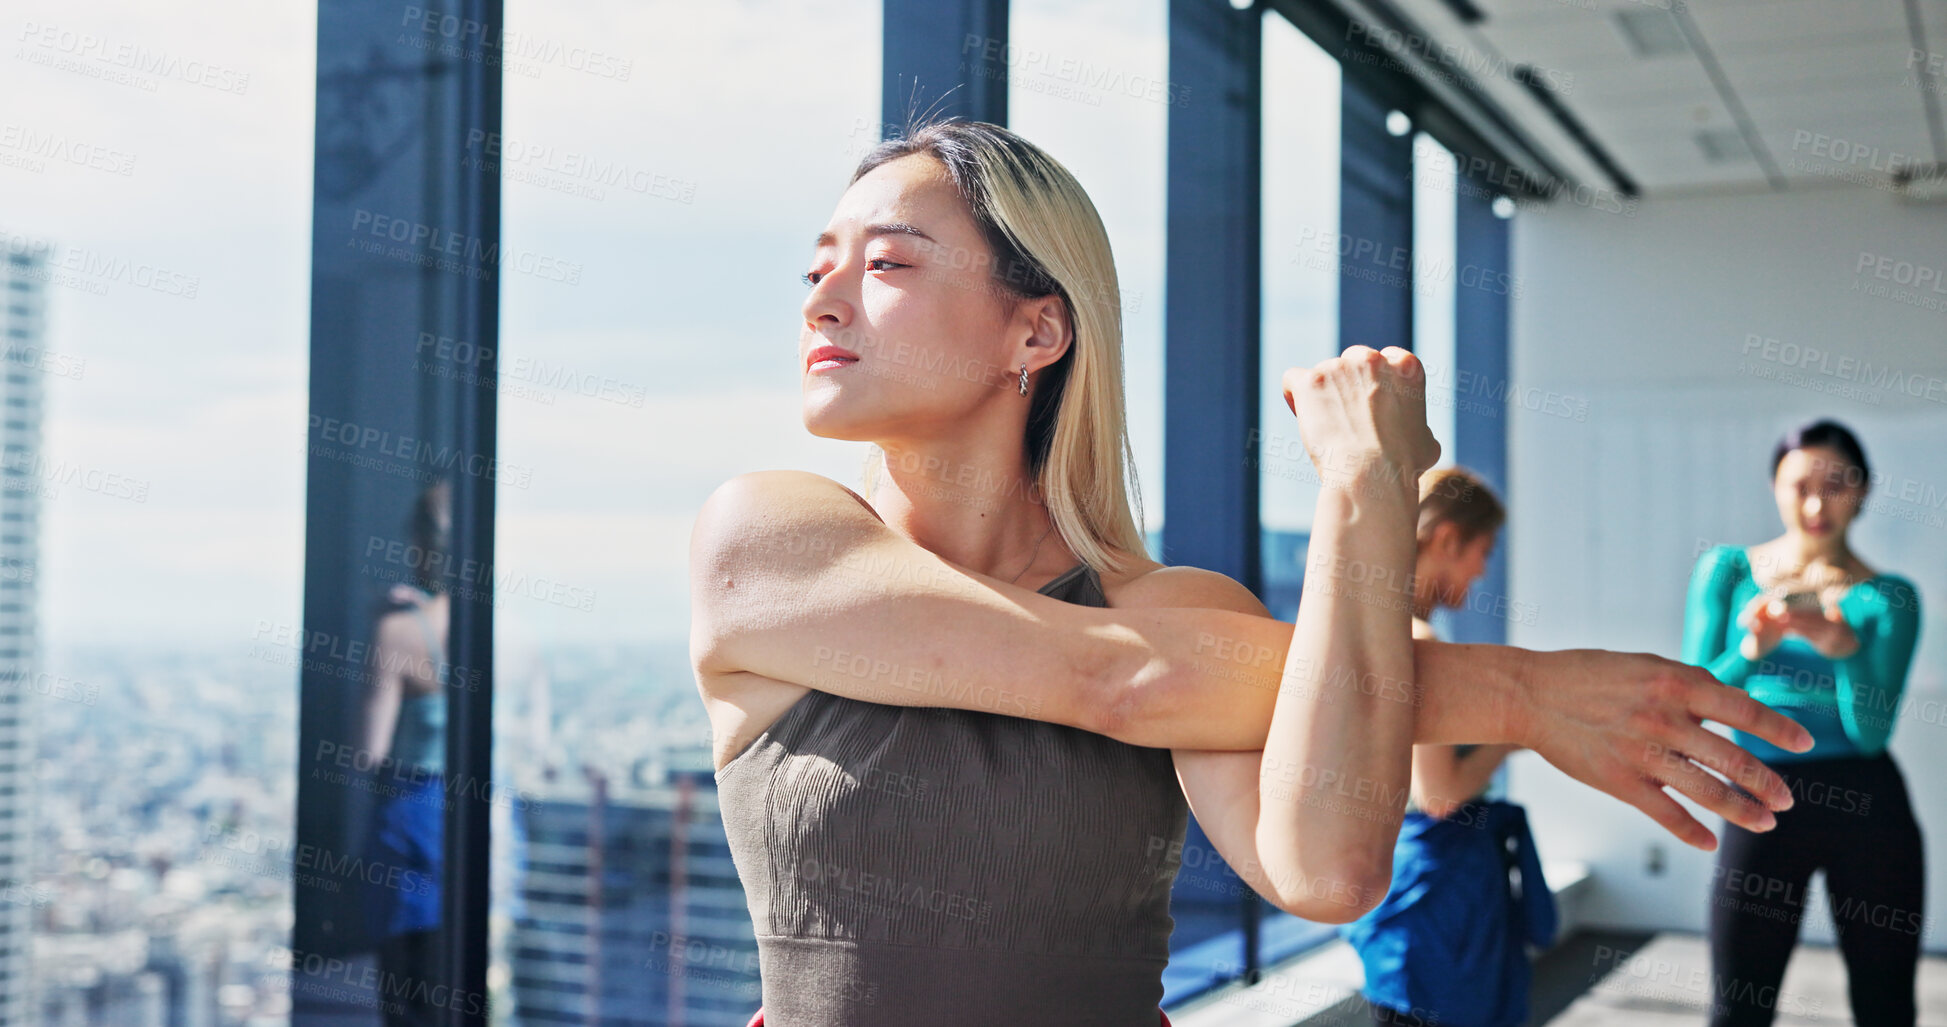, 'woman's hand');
1737,591,1860,660
1779,597,1861,659
1514,648,1814,851
1736,592,1788,660
1281,345,1440,487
